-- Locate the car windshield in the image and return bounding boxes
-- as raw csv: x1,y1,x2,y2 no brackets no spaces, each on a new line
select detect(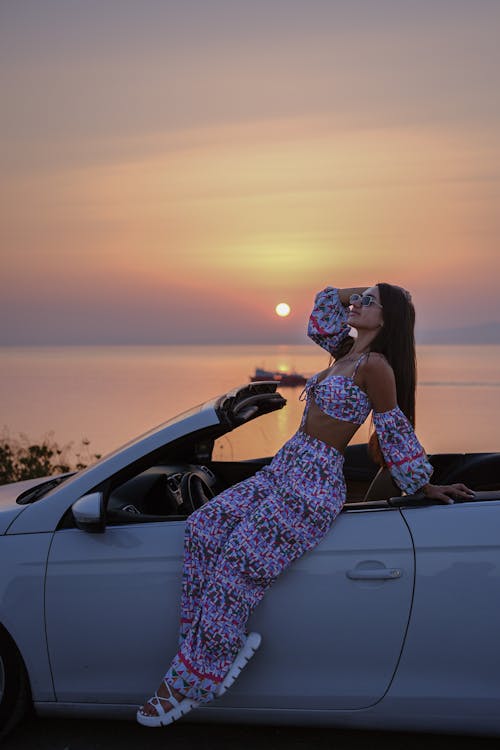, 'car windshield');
15,401,213,505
